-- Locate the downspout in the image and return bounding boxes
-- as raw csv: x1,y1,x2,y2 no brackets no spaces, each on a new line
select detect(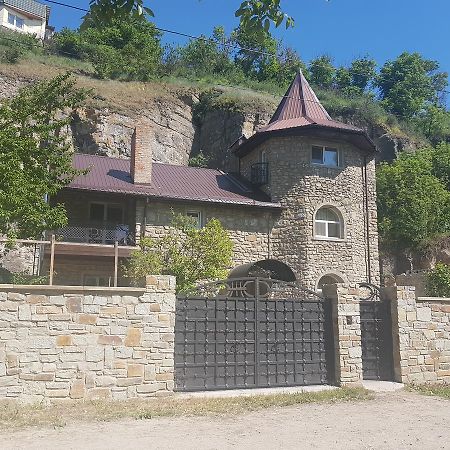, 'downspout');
363,156,372,284
141,197,149,239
